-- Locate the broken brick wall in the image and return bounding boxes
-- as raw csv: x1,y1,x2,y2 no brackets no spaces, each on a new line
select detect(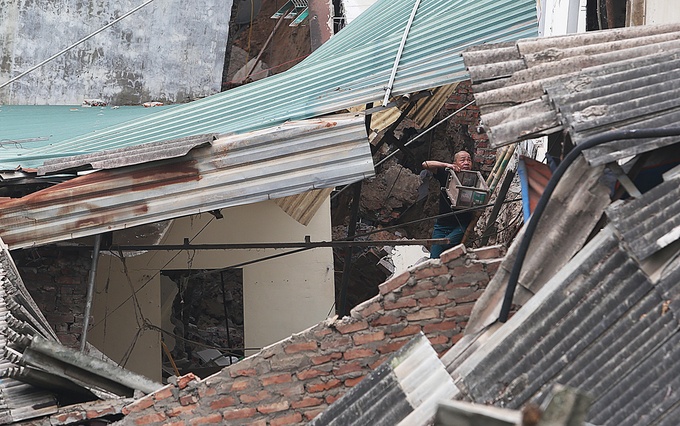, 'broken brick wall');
112,245,504,426
13,247,91,349
441,80,493,174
